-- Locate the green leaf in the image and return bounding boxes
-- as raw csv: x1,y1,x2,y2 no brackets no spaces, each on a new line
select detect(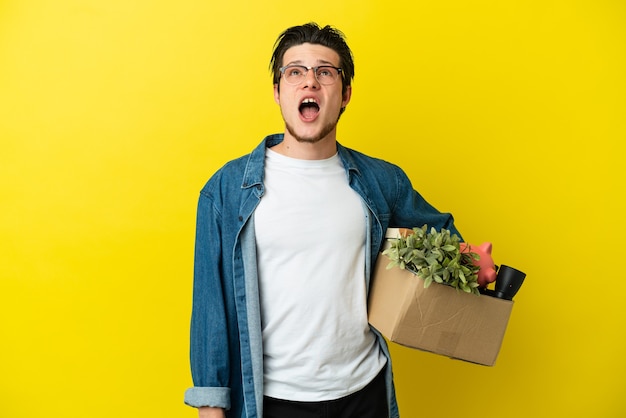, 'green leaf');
434,233,443,247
